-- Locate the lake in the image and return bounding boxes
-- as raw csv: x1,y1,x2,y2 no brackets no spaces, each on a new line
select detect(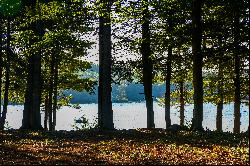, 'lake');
5,102,249,132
